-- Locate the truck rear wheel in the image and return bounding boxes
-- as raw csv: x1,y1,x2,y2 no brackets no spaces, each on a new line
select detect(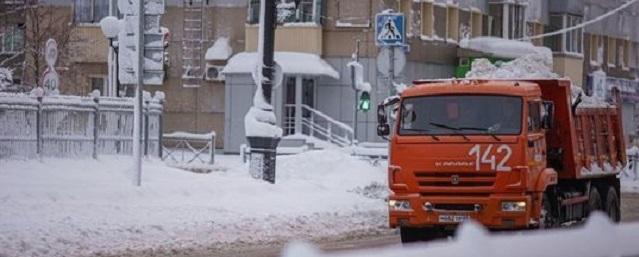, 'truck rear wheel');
399,227,440,243
588,187,603,215
605,187,620,222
